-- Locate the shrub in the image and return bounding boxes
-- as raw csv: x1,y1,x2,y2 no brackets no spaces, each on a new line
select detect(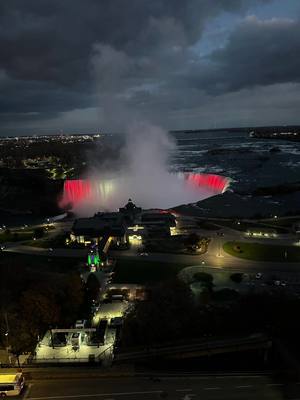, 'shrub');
230,273,243,283
193,272,213,284
213,288,240,301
